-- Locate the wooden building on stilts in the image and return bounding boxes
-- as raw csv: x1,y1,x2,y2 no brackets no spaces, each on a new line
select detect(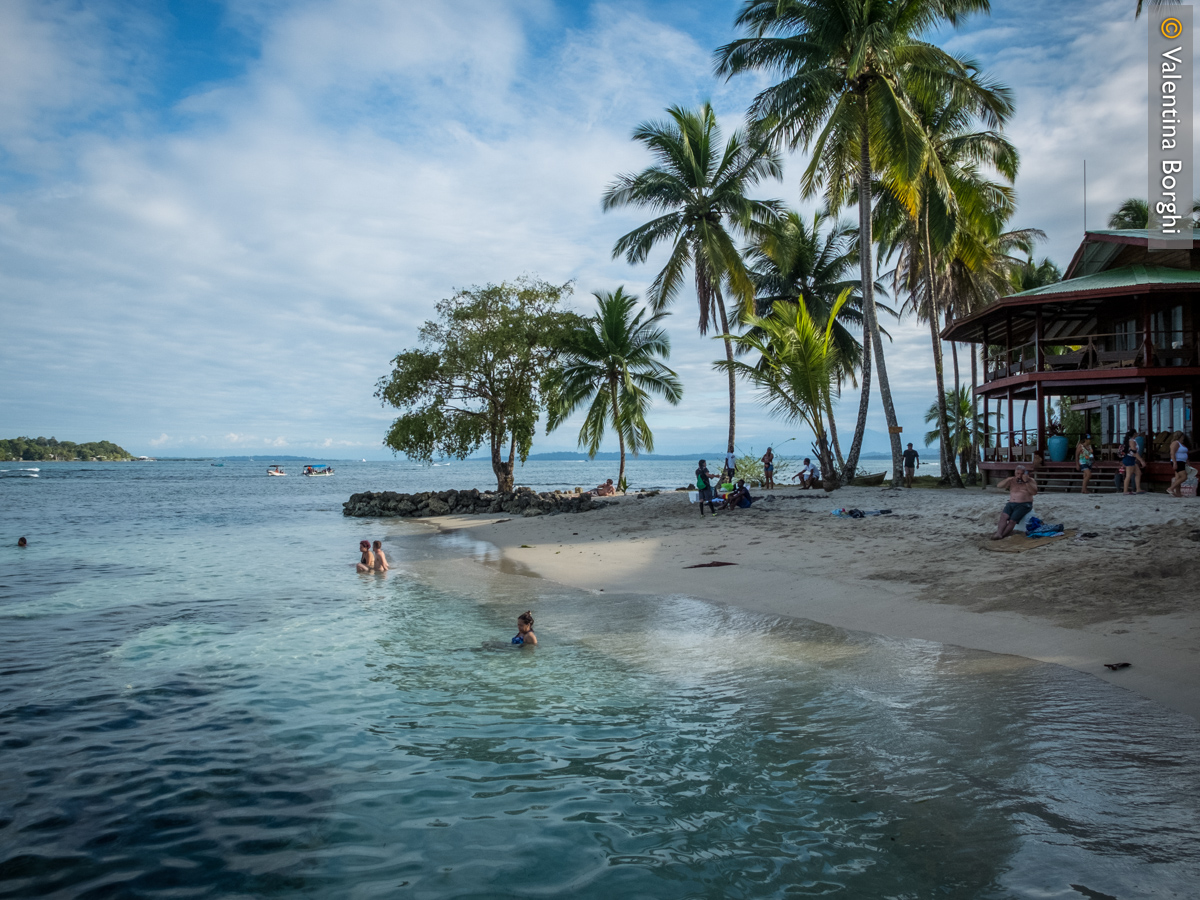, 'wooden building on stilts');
942,230,1199,490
